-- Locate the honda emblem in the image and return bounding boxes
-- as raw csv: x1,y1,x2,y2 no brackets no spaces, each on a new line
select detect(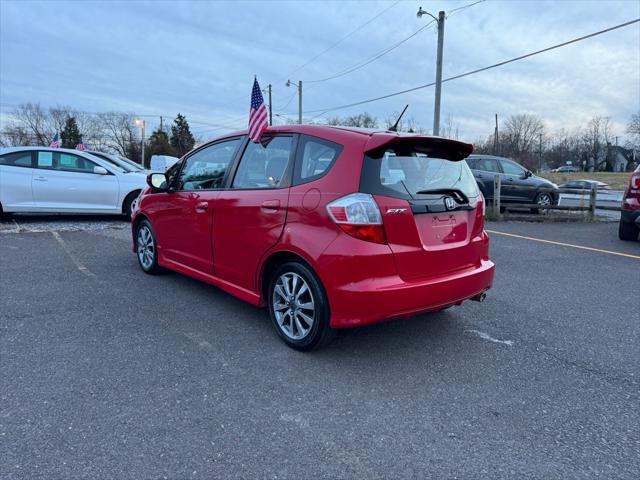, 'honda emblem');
444,197,456,210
